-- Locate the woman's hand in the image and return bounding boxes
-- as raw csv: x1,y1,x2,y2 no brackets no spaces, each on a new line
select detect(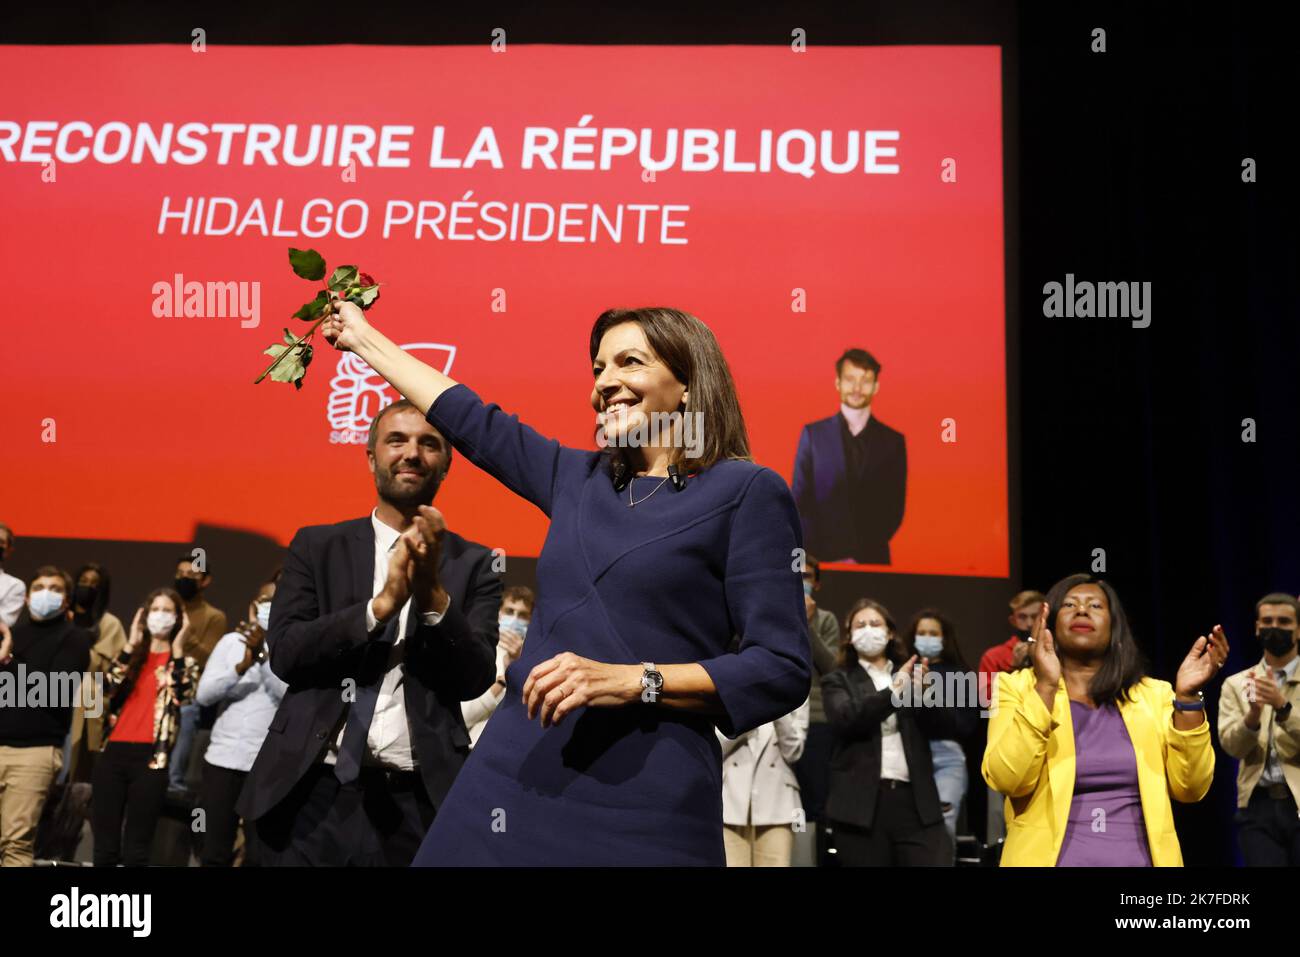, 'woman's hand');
1029,602,1060,684
172,610,191,658
322,299,373,353
126,608,145,652
892,654,928,694
522,652,640,728
0,621,13,665
1175,625,1229,697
